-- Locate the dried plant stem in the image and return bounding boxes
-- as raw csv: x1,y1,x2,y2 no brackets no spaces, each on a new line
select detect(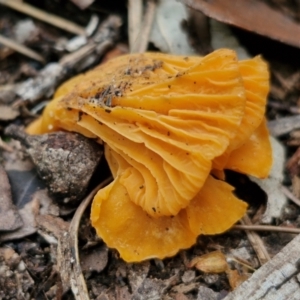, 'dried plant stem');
240,215,271,265
281,184,300,207
68,177,112,300
228,257,256,272
59,43,97,67
233,224,300,234
60,14,121,67
0,0,86,36
128,0,143,52
1,15,121,106
132,0,157,53
0,34,45,63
